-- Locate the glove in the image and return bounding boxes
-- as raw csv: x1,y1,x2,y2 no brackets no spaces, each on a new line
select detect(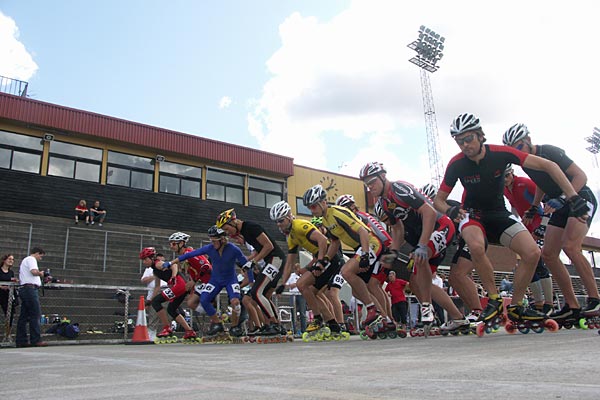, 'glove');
168,277,177,286
241,261,254,271
546,196,566,210
524,205,539,220
567,195,590,218
359,253,370,269
161,261,171,269
275,285,285,295
413,244,429,261
381,249,401,264
446,205,460,220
